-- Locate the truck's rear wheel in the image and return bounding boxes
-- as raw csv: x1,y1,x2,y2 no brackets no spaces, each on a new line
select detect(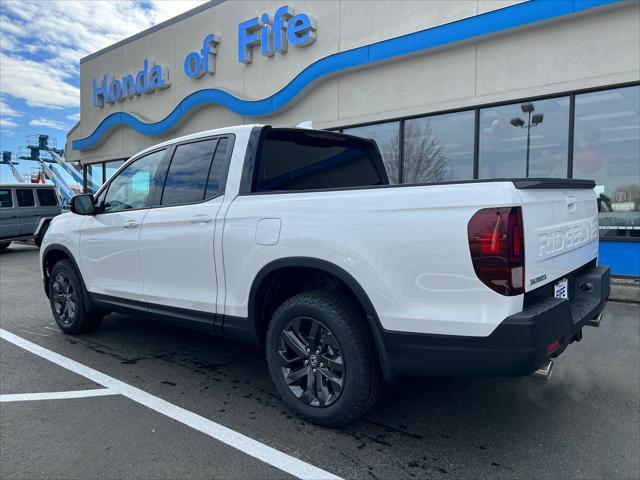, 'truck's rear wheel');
49,259,103,334
266,290,381,426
